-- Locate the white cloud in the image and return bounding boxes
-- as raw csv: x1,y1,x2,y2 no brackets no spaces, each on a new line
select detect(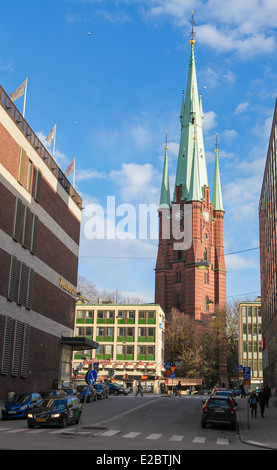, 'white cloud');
234,102,249,114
